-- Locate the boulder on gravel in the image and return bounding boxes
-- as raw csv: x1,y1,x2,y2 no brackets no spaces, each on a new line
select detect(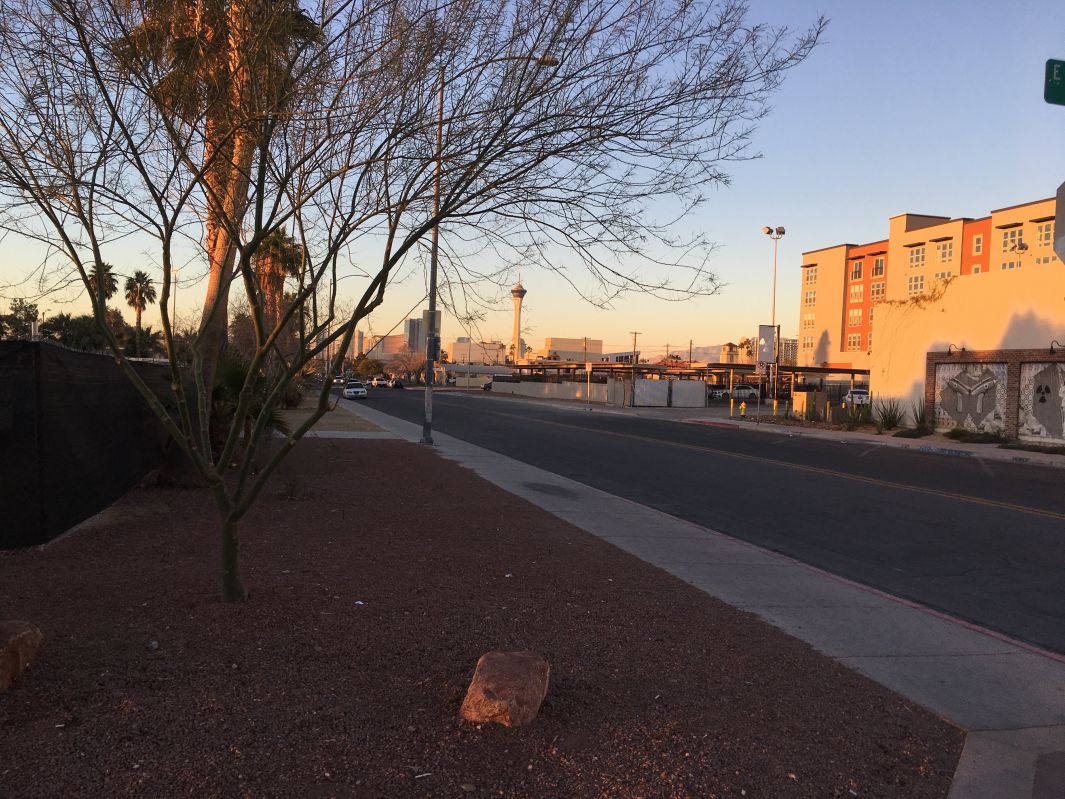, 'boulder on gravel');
459,650,549,727
0,621,43,692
